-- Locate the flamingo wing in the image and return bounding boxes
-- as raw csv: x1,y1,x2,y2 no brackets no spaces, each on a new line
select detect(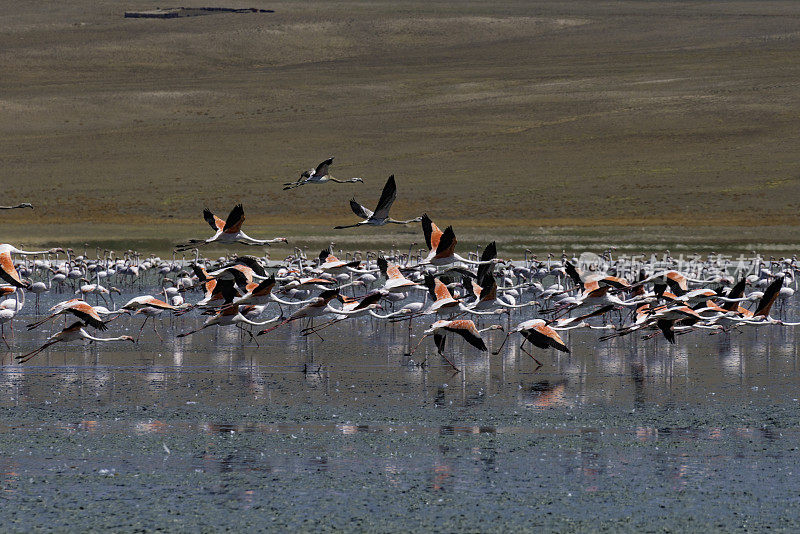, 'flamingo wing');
353,291,383,311
479,276,497,302
225,256,267,278
421,214,443,251
222,204,245,234
433,333,447,354
754,276,783,317
476,241,497,285
349,198,373,219
656,319,676,344
445,320,487,351
0,252,27,288
564,261,584,289
434,226,457,258
433,277,453,301
203,208,225,231
723,278,747,311
314,157,334,177
599,276,630,290
523,323,569,352
67,303,107,330
372,175,397,219
251,275,276,296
